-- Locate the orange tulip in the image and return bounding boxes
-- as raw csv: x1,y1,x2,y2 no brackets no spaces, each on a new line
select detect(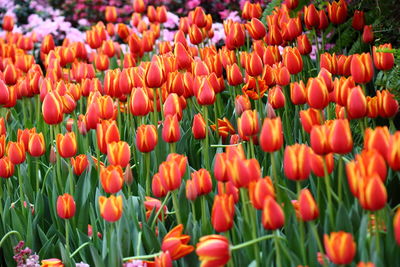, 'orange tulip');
0,156,14,178
298,189,319,221
377,90,399,118
259,117,284,152
129,87,151,116
96,120,120,154
245,18,266,40
283,144,311,181
225,21,245,50
99,195,123,222
41,258,64,267
346,86,367,119
0,117,5,136
373,44,394,71
145,56,165,88
362,25,374,44
136,124,158,153
192,113,206,140
56,132,77,158
310,124,331,155
297,34,312,55
196,235,230,267
227,63,243,86
42,91,64,125
133,0,146,13
161,224,195,260
0,134,5,158
192,168,212,196
324,231,356,265
56,193,76,219
352,10,365,31
2,15,14,31
228,158,261,188
154,251,172,267
329,119,353,154
290,81,307,105
262,196,285,230
159,160,182,192
268,85,286,109
310,152,334,177
237,109,259,138
7,141,26,165
163,93,183,121
100,165,124,194
306,77,329,110
162,115,181,143
357,173,387,211
283,47,303,75
211,194,235,233
249,176,275,210
107,141,131,168
388,132,400,171
70,154,89,176
28,133,46,157
105,6,117,22
166,153,187,178
350,53,373,84
327,0,348,24
300,108,323,133
304,4,319,29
